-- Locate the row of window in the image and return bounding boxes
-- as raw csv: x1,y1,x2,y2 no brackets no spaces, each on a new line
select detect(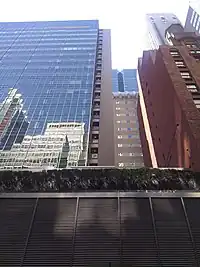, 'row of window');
1,47,96,53
116,100,135,104
116,107,136,110
117,143,141,148
170,49,200,107
116,113,137,117
0,157,59,163
0,37,97,43
117,127,134,131
118,162,144,167
116,120,136,124
118,152,143,157
118,135,139,139
1,151,60,157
